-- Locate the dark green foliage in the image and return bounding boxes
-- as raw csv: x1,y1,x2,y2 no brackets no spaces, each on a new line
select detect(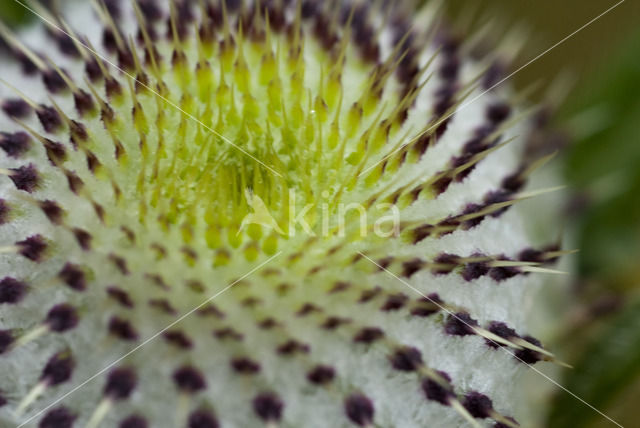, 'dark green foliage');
548,299,640,428
564,29,640,281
